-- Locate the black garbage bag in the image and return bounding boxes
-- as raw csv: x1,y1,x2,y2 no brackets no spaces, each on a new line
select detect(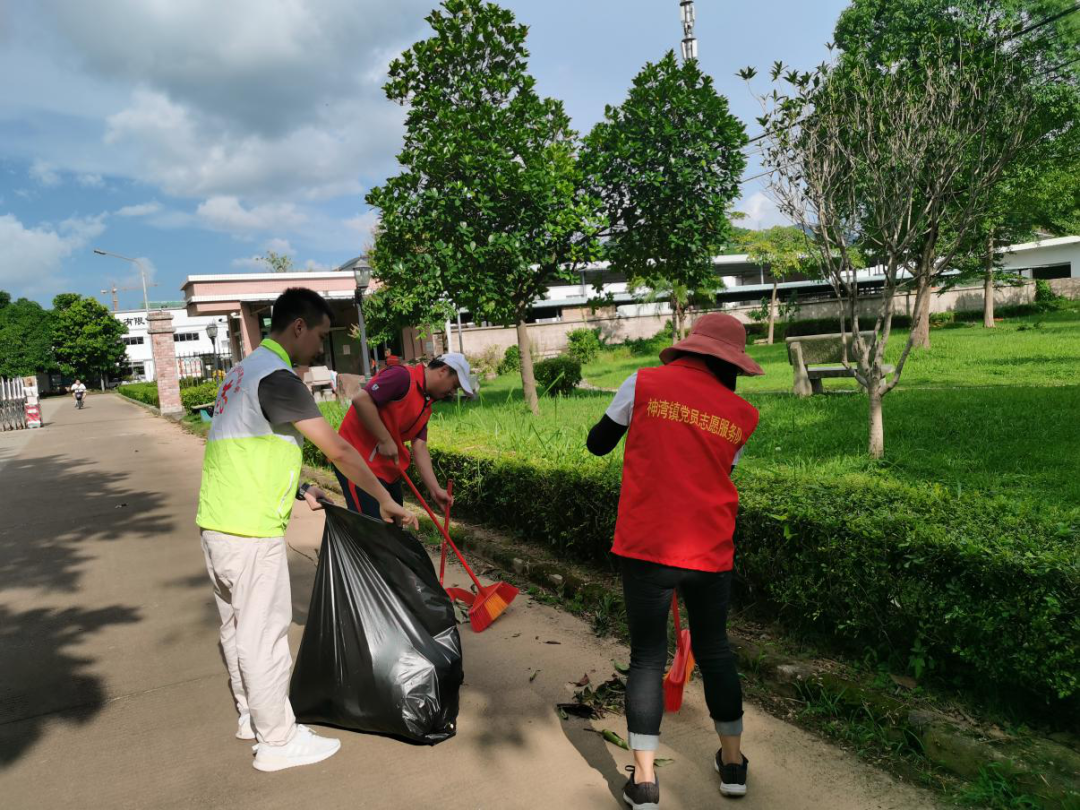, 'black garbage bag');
290,503,463,744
